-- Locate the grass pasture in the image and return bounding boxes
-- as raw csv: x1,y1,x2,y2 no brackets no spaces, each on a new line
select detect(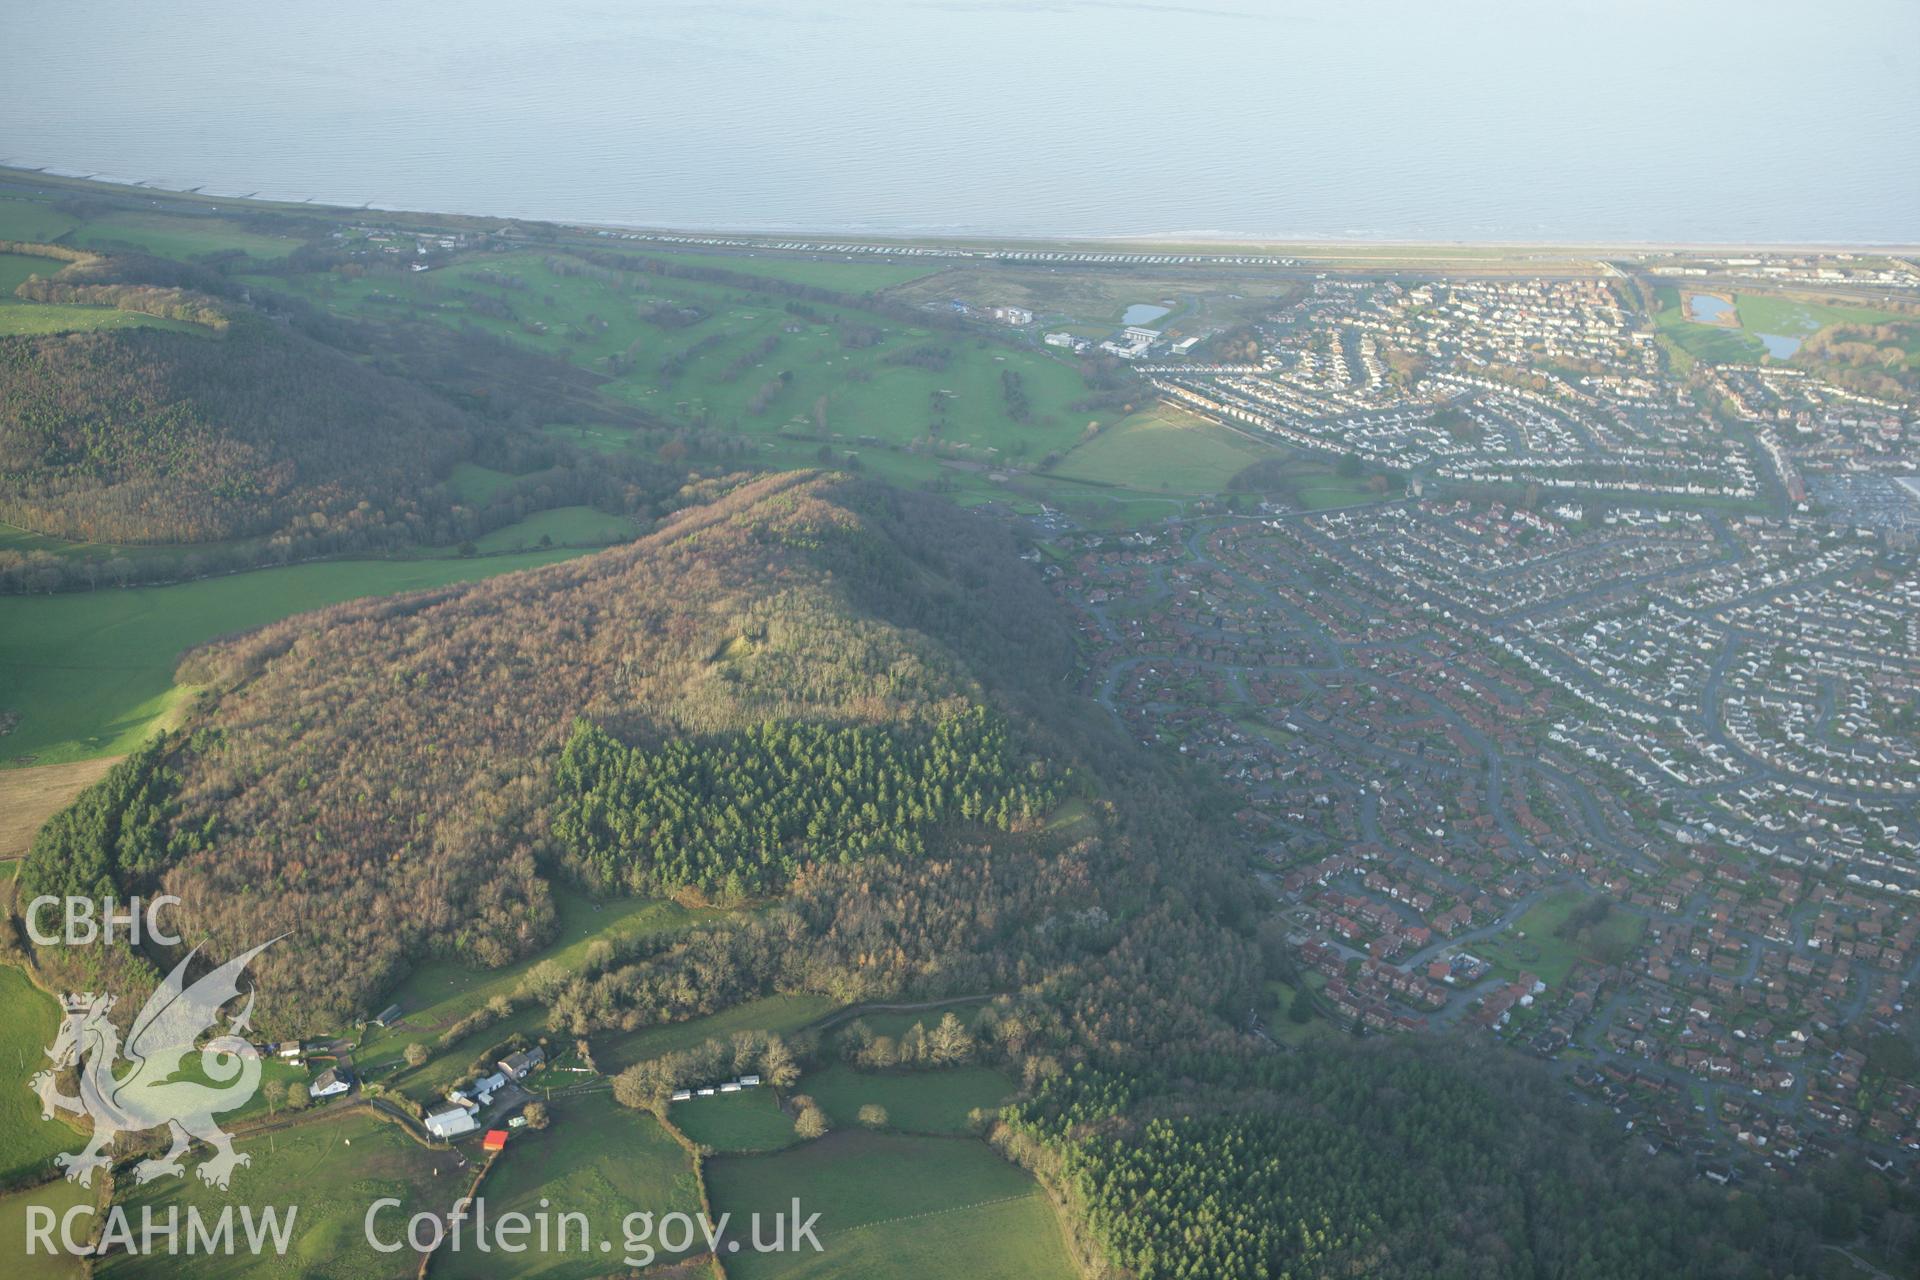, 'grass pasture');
447,461,514,503
0,965,76,1185
71,212,303,262
358,890,719,1083
801,1064,1013,1135
1291,472,1386,510
536,422,639,455
0,520,242,567
102,1107,463,1280
0,549,584,768
670,1087,795,1152
1220,443,1387,510
1263,977,1339,1047
472,507,635,553
830,1002,988,1043
0,252,57,294
0,757,117,856
161,1052,318,1127
1055,403,1272,493
254,249,1102,493
706,1131,1073,1280
641,248,941,293
599,995,836,1076
436,1093,703,1280
0,302,198,338
0,1177,96,1279
1471,889,1646,989
1652,286,1764,364
0,198,79,243
1735,292,1904,337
